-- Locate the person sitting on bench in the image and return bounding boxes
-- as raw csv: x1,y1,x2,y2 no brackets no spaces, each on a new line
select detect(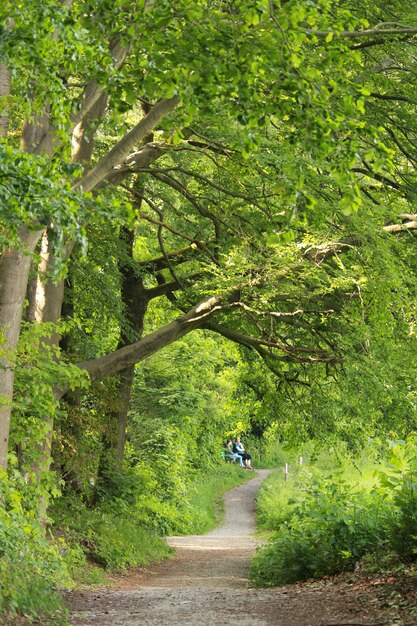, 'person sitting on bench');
223,440,244,467
233,436,253,470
